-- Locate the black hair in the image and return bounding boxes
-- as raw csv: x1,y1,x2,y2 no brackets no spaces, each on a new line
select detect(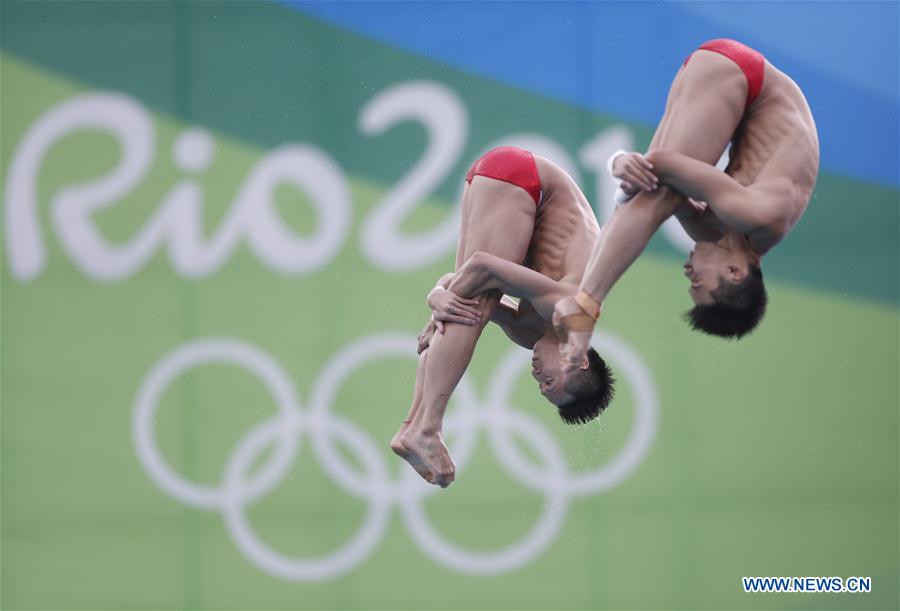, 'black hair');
557,348,615,425
686,264,767,339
